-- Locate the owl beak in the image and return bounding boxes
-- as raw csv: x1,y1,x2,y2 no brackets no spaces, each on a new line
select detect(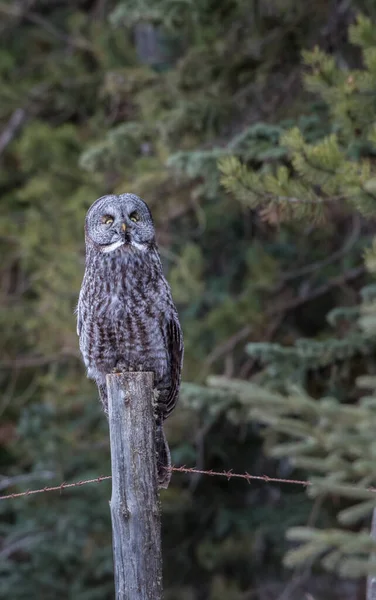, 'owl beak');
121,223,127,232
